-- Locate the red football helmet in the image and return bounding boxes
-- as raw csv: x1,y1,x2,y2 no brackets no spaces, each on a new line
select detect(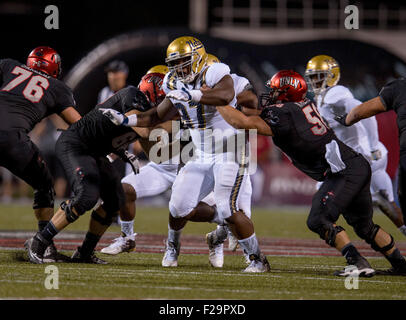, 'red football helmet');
261,70,308,107
138,72,166,107
26,46,62,78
